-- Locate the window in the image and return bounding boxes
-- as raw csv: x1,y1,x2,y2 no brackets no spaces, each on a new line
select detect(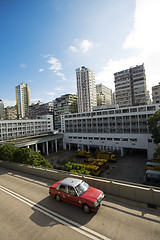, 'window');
59,185,67,192
107,138,112,140
68,186,76,196
130,139,137,142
